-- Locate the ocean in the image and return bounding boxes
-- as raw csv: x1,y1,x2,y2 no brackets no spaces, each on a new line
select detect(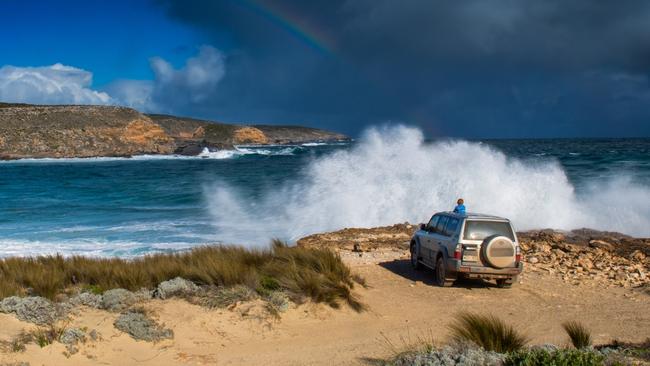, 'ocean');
1,126,648,257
